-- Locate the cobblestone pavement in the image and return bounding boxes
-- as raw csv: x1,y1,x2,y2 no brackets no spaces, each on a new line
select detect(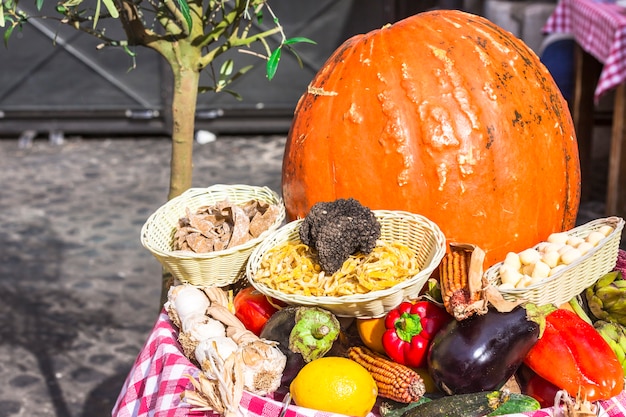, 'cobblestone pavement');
0,134,617,417
0,135,286,417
